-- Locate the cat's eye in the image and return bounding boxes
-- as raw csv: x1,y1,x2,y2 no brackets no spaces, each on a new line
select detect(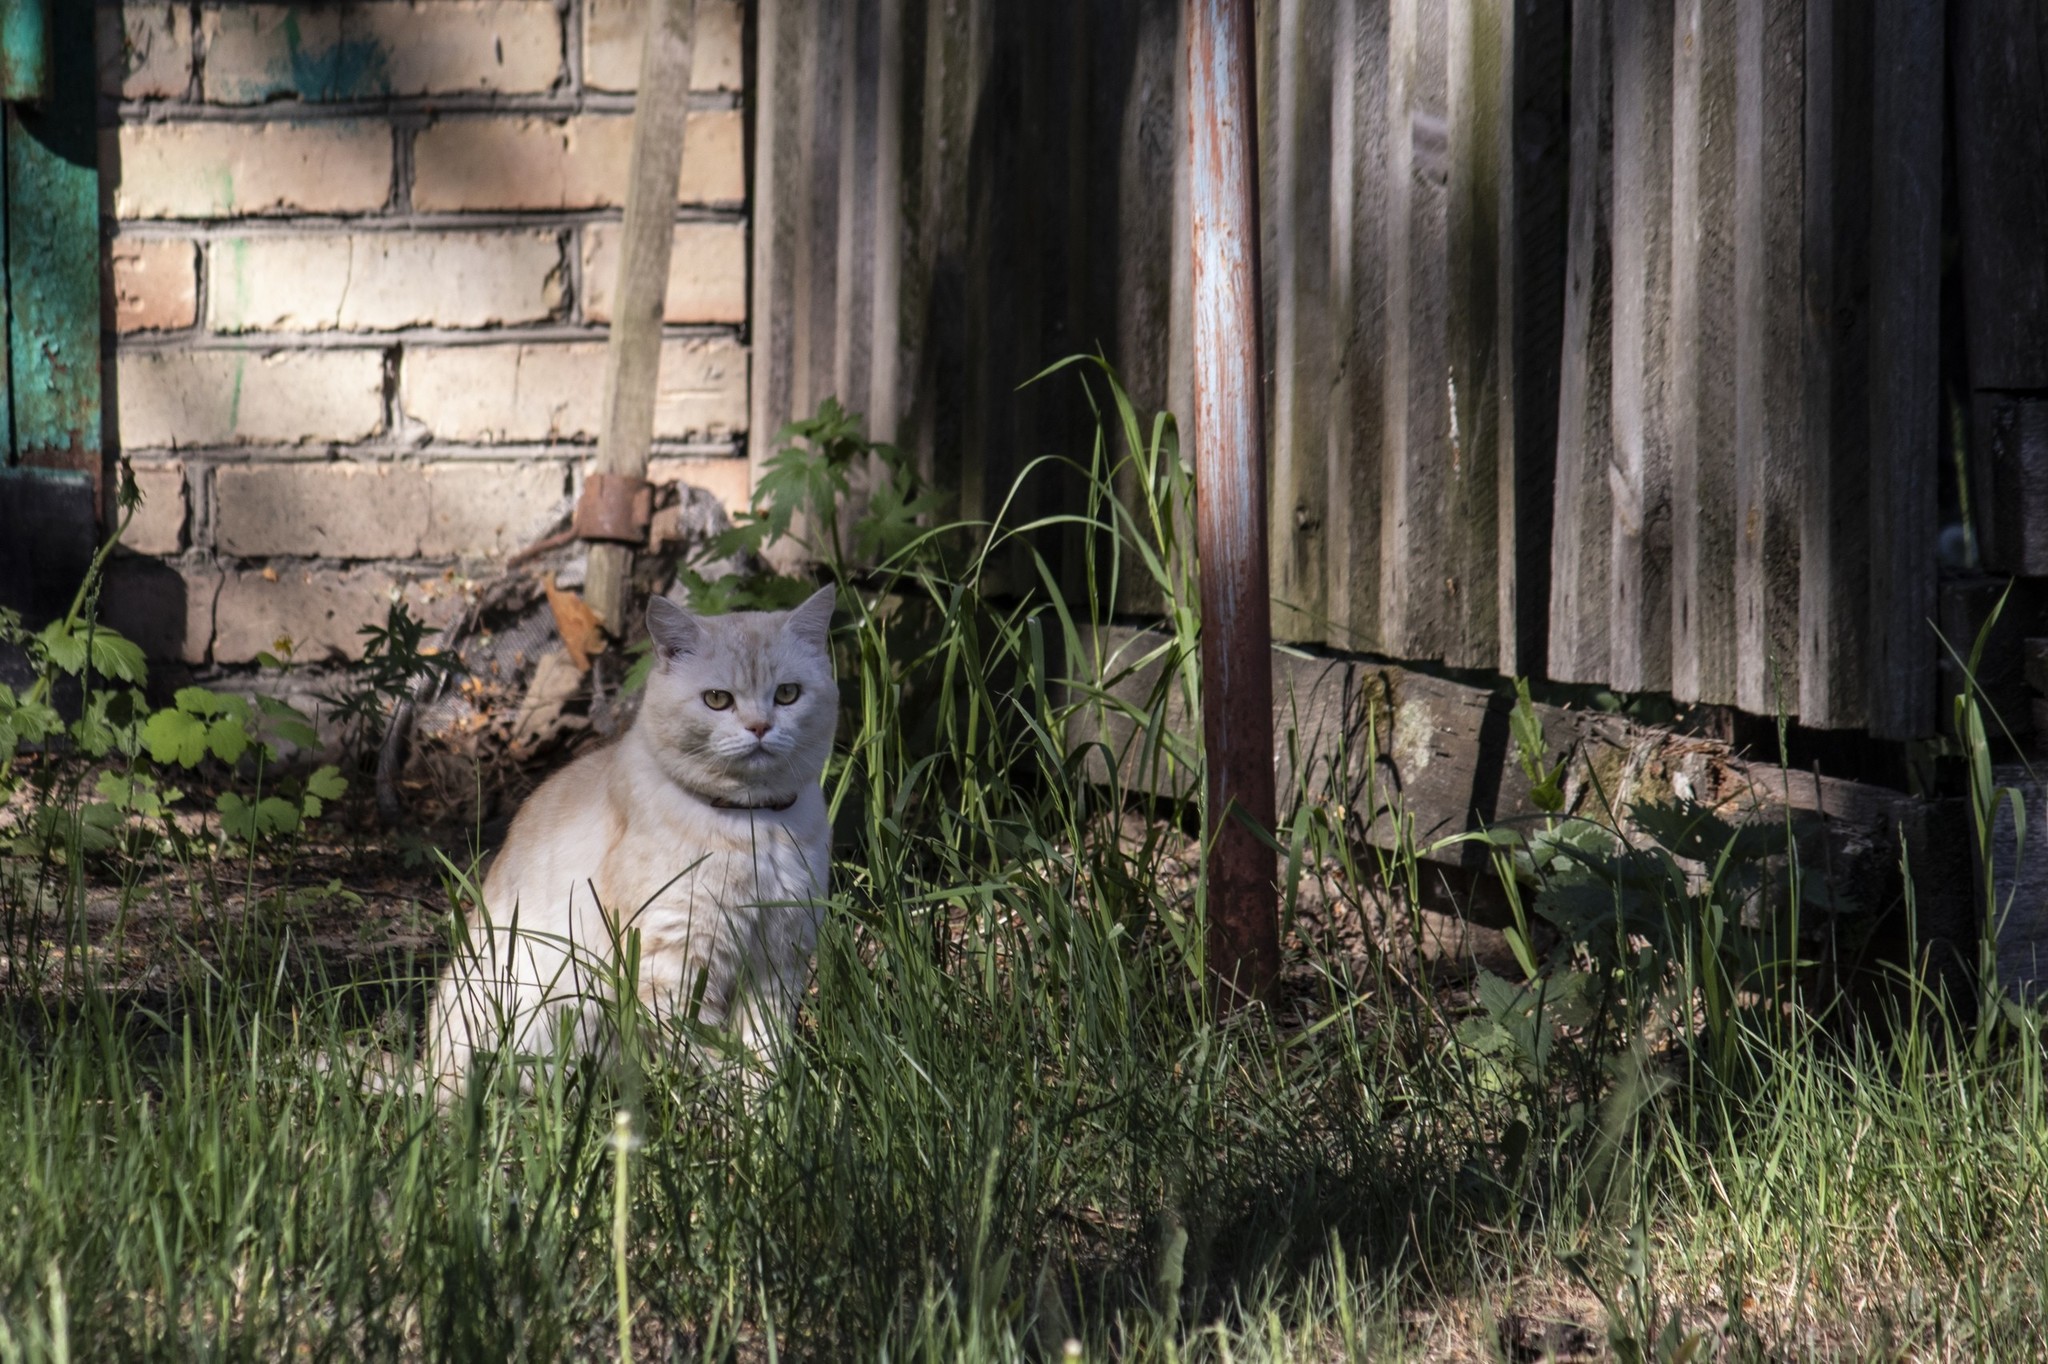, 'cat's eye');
774,683,802,705
702,689,734,711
